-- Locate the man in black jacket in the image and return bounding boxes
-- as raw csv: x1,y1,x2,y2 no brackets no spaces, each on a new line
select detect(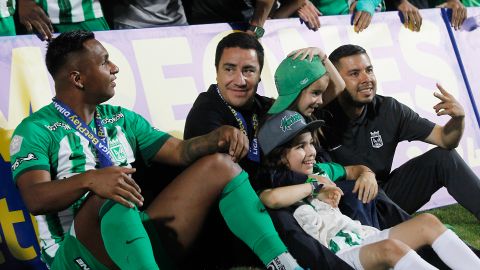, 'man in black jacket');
184,32,353,270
